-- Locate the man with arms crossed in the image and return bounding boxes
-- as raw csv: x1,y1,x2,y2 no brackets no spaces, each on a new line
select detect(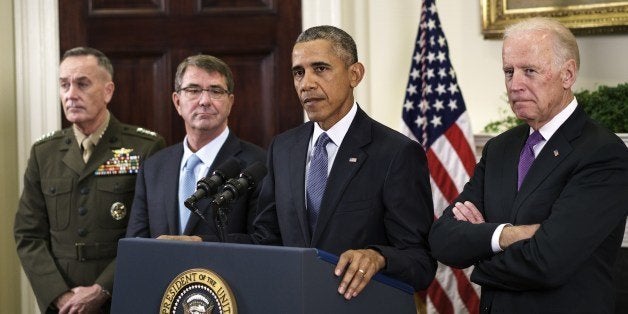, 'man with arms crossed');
429,18,628,313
